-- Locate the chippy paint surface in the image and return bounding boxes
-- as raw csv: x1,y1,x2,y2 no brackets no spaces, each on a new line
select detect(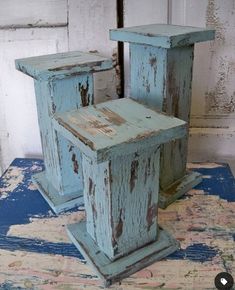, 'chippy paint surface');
130,43,194,190
58,97,185,284
82,148,160,260
15,51,113,81
0,158,234,289
67,221,179,286
110,24,215,204
110,24,215,48
15,51,112,202
54,98,186,163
